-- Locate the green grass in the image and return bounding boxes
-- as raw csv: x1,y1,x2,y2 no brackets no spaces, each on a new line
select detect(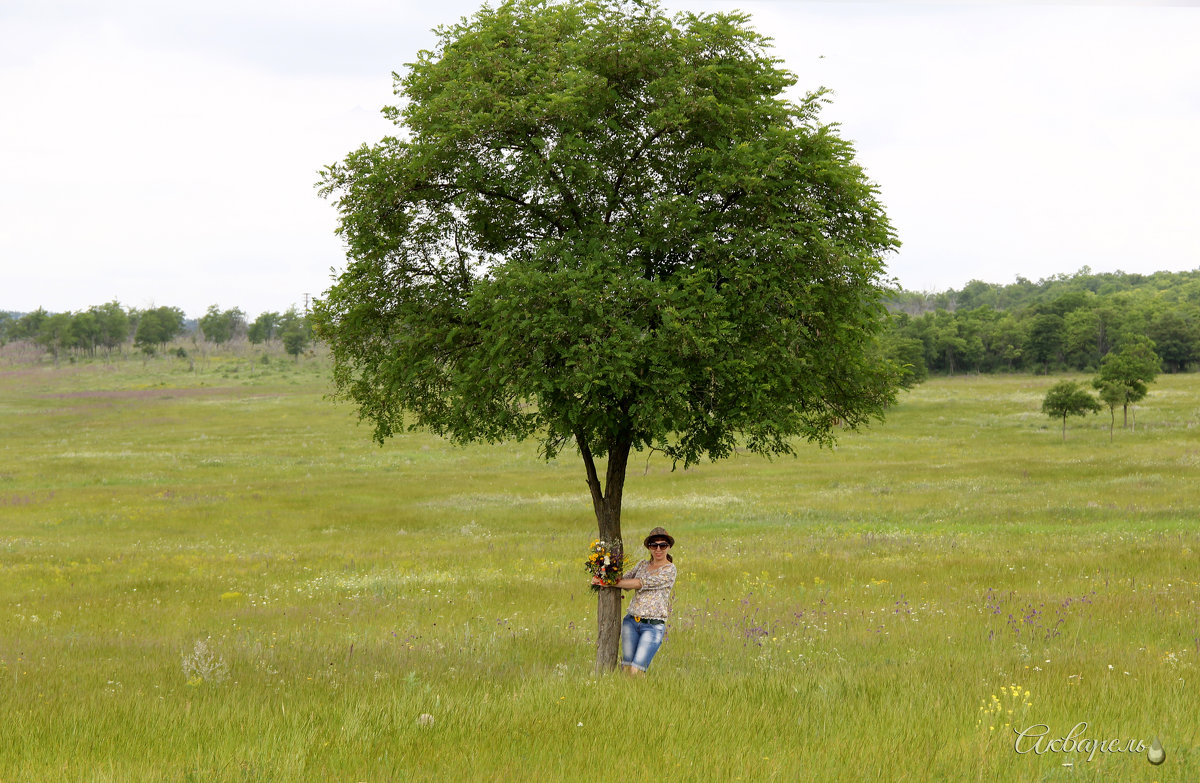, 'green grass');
1,351,1198,781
